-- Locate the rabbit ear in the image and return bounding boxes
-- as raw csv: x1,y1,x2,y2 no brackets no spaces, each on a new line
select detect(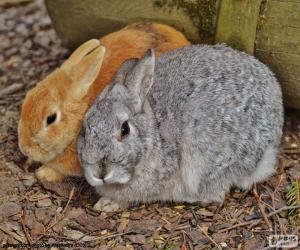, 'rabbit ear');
68,45,106,99
124,49,155,113
113,58,138,83
61,39,101,71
